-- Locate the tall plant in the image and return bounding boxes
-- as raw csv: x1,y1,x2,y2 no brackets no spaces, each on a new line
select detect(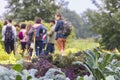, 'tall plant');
73,49,120,80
